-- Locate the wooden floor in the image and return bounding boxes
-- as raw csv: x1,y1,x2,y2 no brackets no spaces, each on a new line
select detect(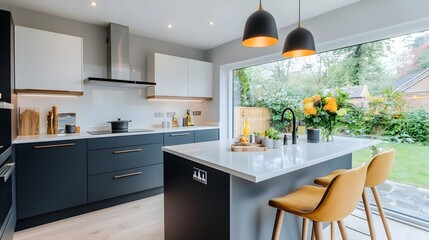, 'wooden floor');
14,194,429,240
